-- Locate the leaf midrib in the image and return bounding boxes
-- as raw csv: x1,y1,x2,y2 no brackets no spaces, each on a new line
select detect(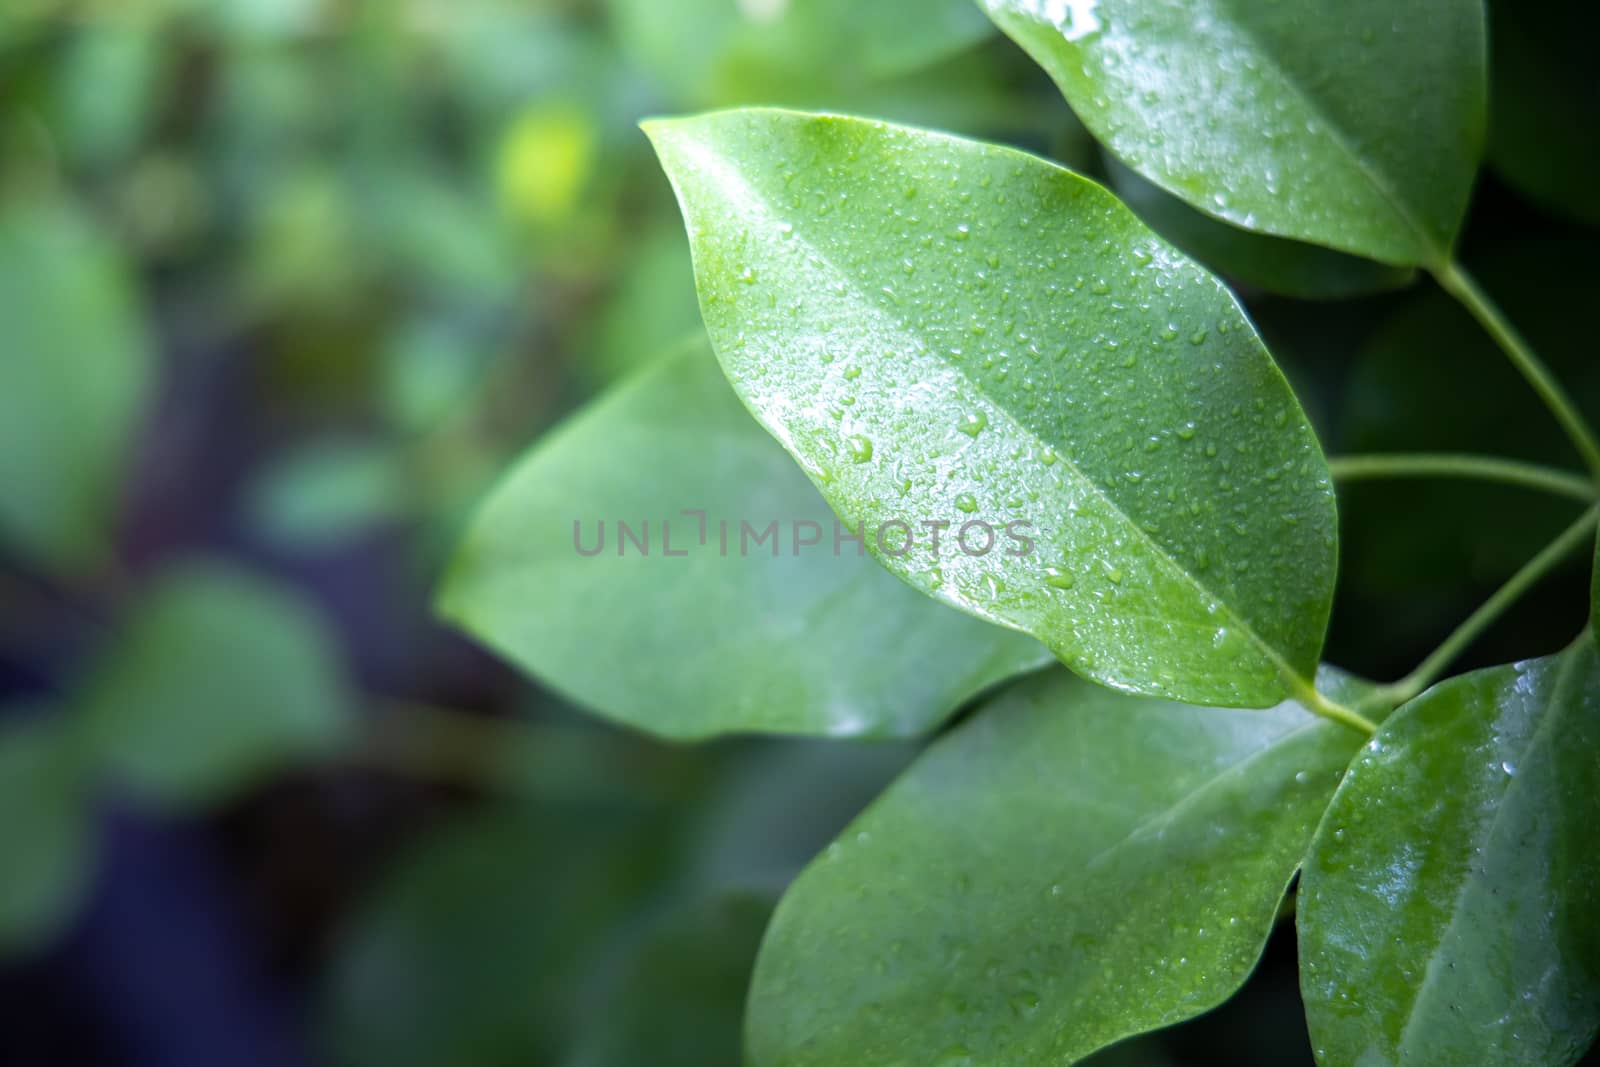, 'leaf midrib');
668,120,1307,698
